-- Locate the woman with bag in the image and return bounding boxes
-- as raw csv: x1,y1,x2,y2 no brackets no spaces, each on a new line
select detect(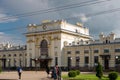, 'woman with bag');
17,66,22,79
